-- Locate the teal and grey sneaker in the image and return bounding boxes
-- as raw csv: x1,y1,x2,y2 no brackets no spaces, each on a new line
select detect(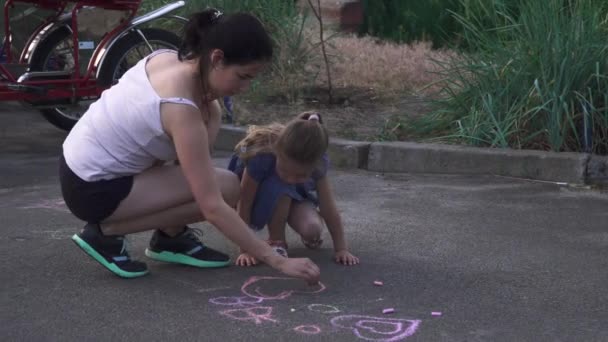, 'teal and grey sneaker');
144,227,230,268
71,223,149,278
